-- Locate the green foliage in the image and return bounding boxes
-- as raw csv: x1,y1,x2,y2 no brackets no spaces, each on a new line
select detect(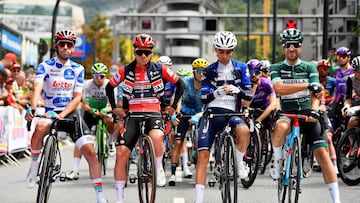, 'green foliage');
81,14,115,79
